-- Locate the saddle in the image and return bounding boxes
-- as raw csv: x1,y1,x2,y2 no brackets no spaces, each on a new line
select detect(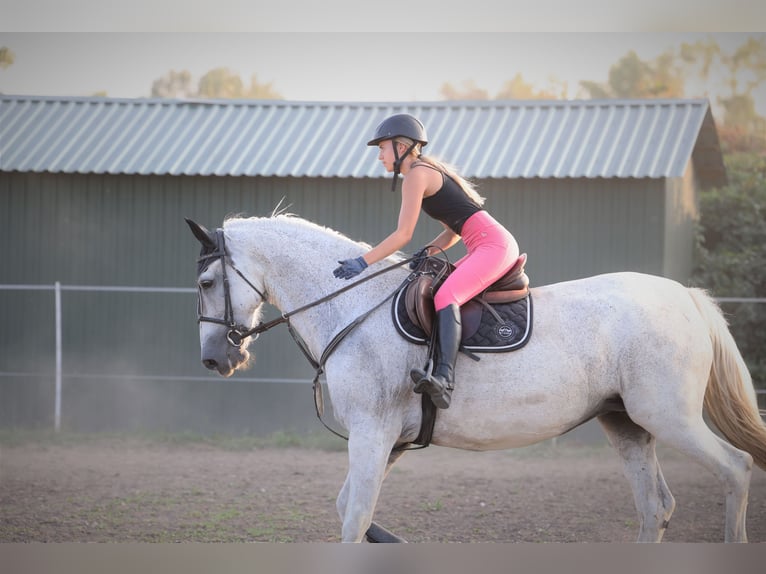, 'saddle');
405,253,529,337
